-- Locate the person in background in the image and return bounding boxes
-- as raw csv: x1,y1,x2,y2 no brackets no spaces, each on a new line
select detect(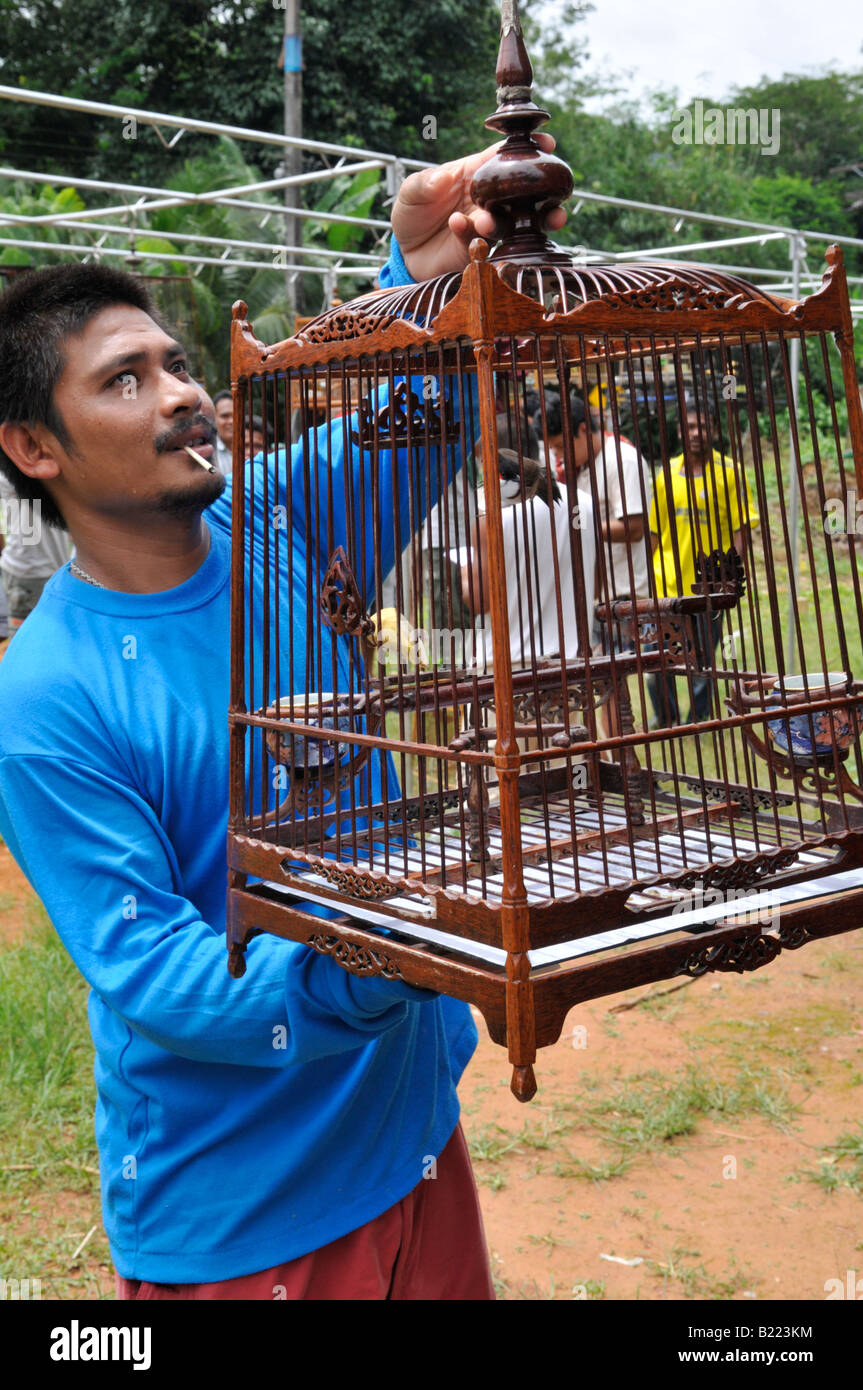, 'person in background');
539,392,564,481
0,469,71,636
212,389,232,476
250,415,274,460
568,394,652,607
462,413,595,670
569,393,653,744
647,394,759,727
